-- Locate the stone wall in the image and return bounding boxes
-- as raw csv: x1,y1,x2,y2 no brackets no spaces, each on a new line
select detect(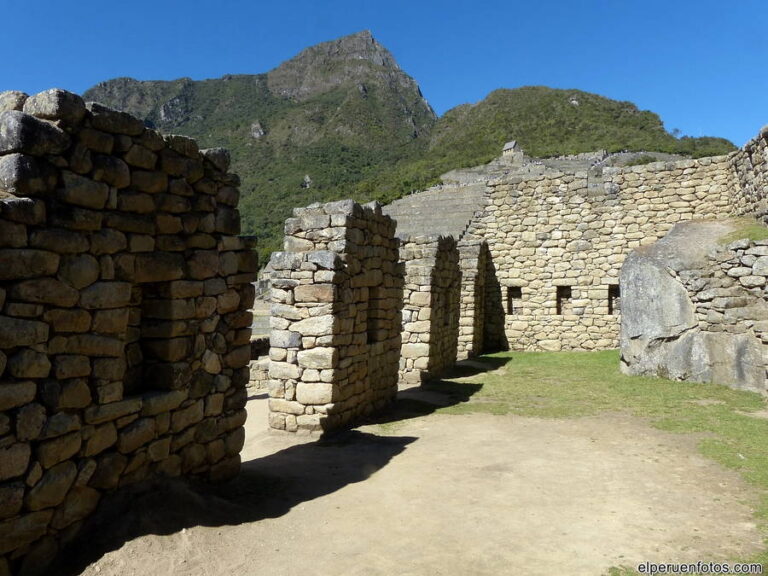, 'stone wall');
267,200,401,434
620,220,768,393
456,239,487,360
0,89,256,574
465,155,734,351
399,235,460,384
730,127,768,221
